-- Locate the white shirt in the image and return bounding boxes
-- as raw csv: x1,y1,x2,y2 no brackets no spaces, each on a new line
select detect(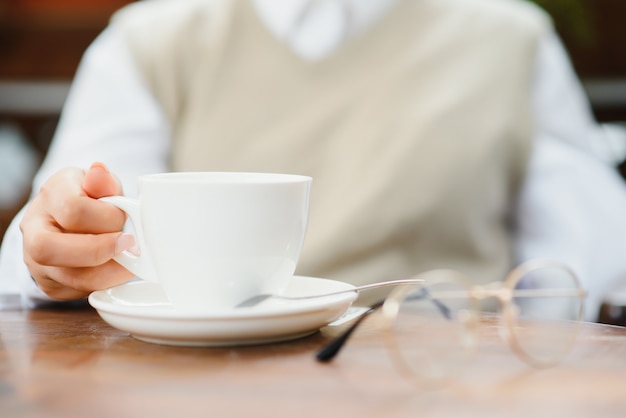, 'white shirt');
2,0,626,320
